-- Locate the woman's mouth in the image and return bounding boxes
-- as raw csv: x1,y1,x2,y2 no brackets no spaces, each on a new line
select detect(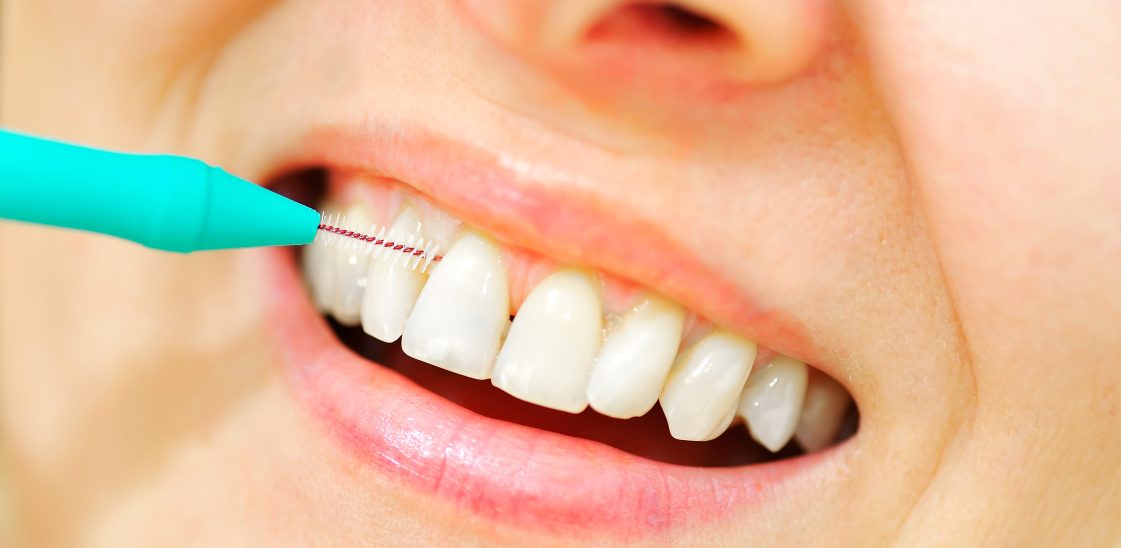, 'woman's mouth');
264,128,859,538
